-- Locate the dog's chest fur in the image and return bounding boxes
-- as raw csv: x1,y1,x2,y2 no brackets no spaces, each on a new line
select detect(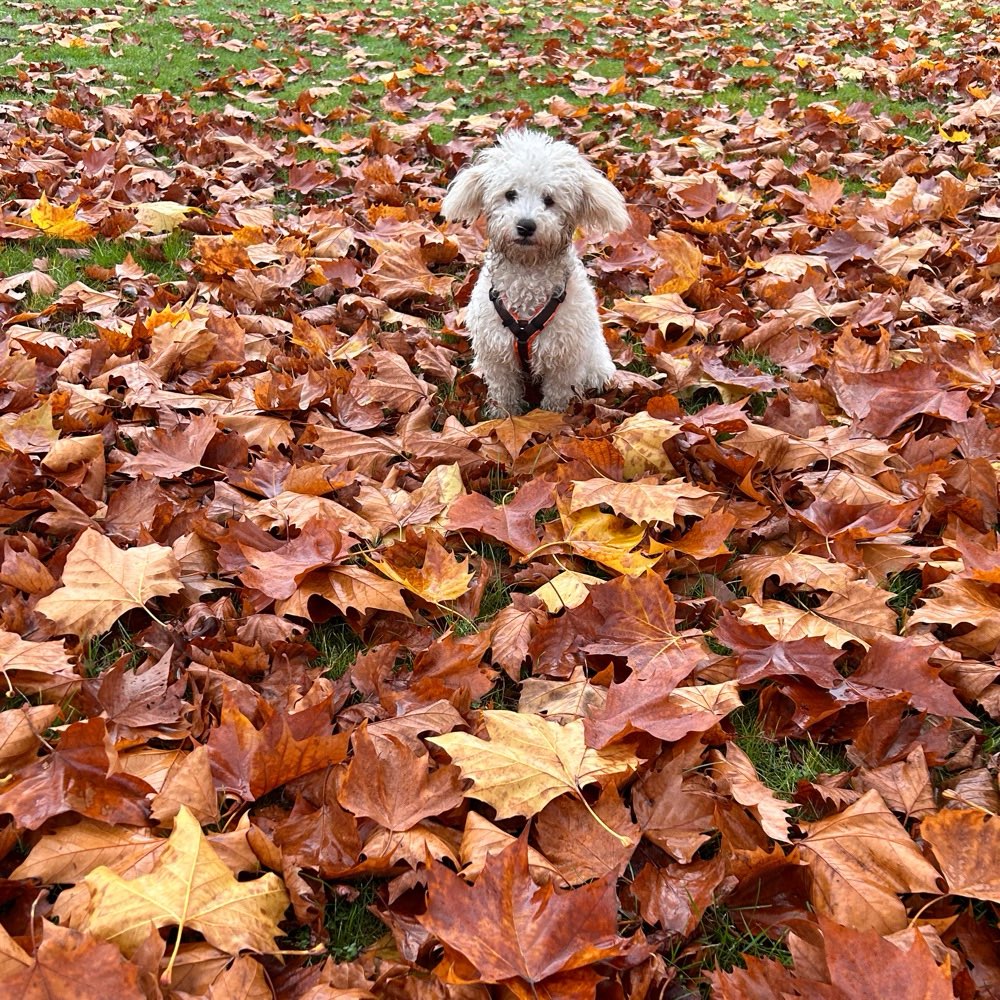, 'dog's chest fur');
484,250,572,316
